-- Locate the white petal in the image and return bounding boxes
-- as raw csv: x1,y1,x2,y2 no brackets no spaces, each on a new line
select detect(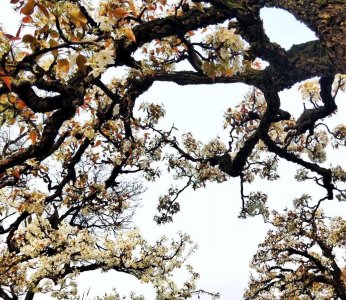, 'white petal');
112,104,120,116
